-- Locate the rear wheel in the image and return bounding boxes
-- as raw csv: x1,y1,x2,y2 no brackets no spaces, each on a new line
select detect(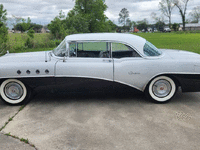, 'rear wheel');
145,76,177,103
0,79,32,105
